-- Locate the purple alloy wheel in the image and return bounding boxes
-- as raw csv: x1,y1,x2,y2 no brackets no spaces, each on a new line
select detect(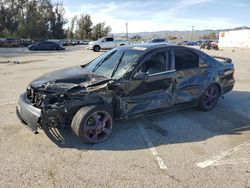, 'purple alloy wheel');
202,86,219,108
83,111,112,142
